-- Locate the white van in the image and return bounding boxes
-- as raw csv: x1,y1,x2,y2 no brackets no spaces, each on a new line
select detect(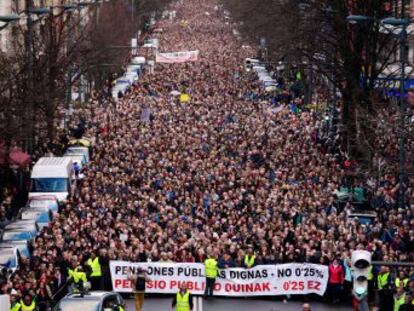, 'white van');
29,157,75,202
